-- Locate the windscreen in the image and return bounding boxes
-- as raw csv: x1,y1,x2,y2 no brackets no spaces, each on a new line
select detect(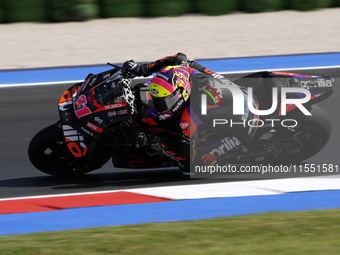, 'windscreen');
93,77,124,106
